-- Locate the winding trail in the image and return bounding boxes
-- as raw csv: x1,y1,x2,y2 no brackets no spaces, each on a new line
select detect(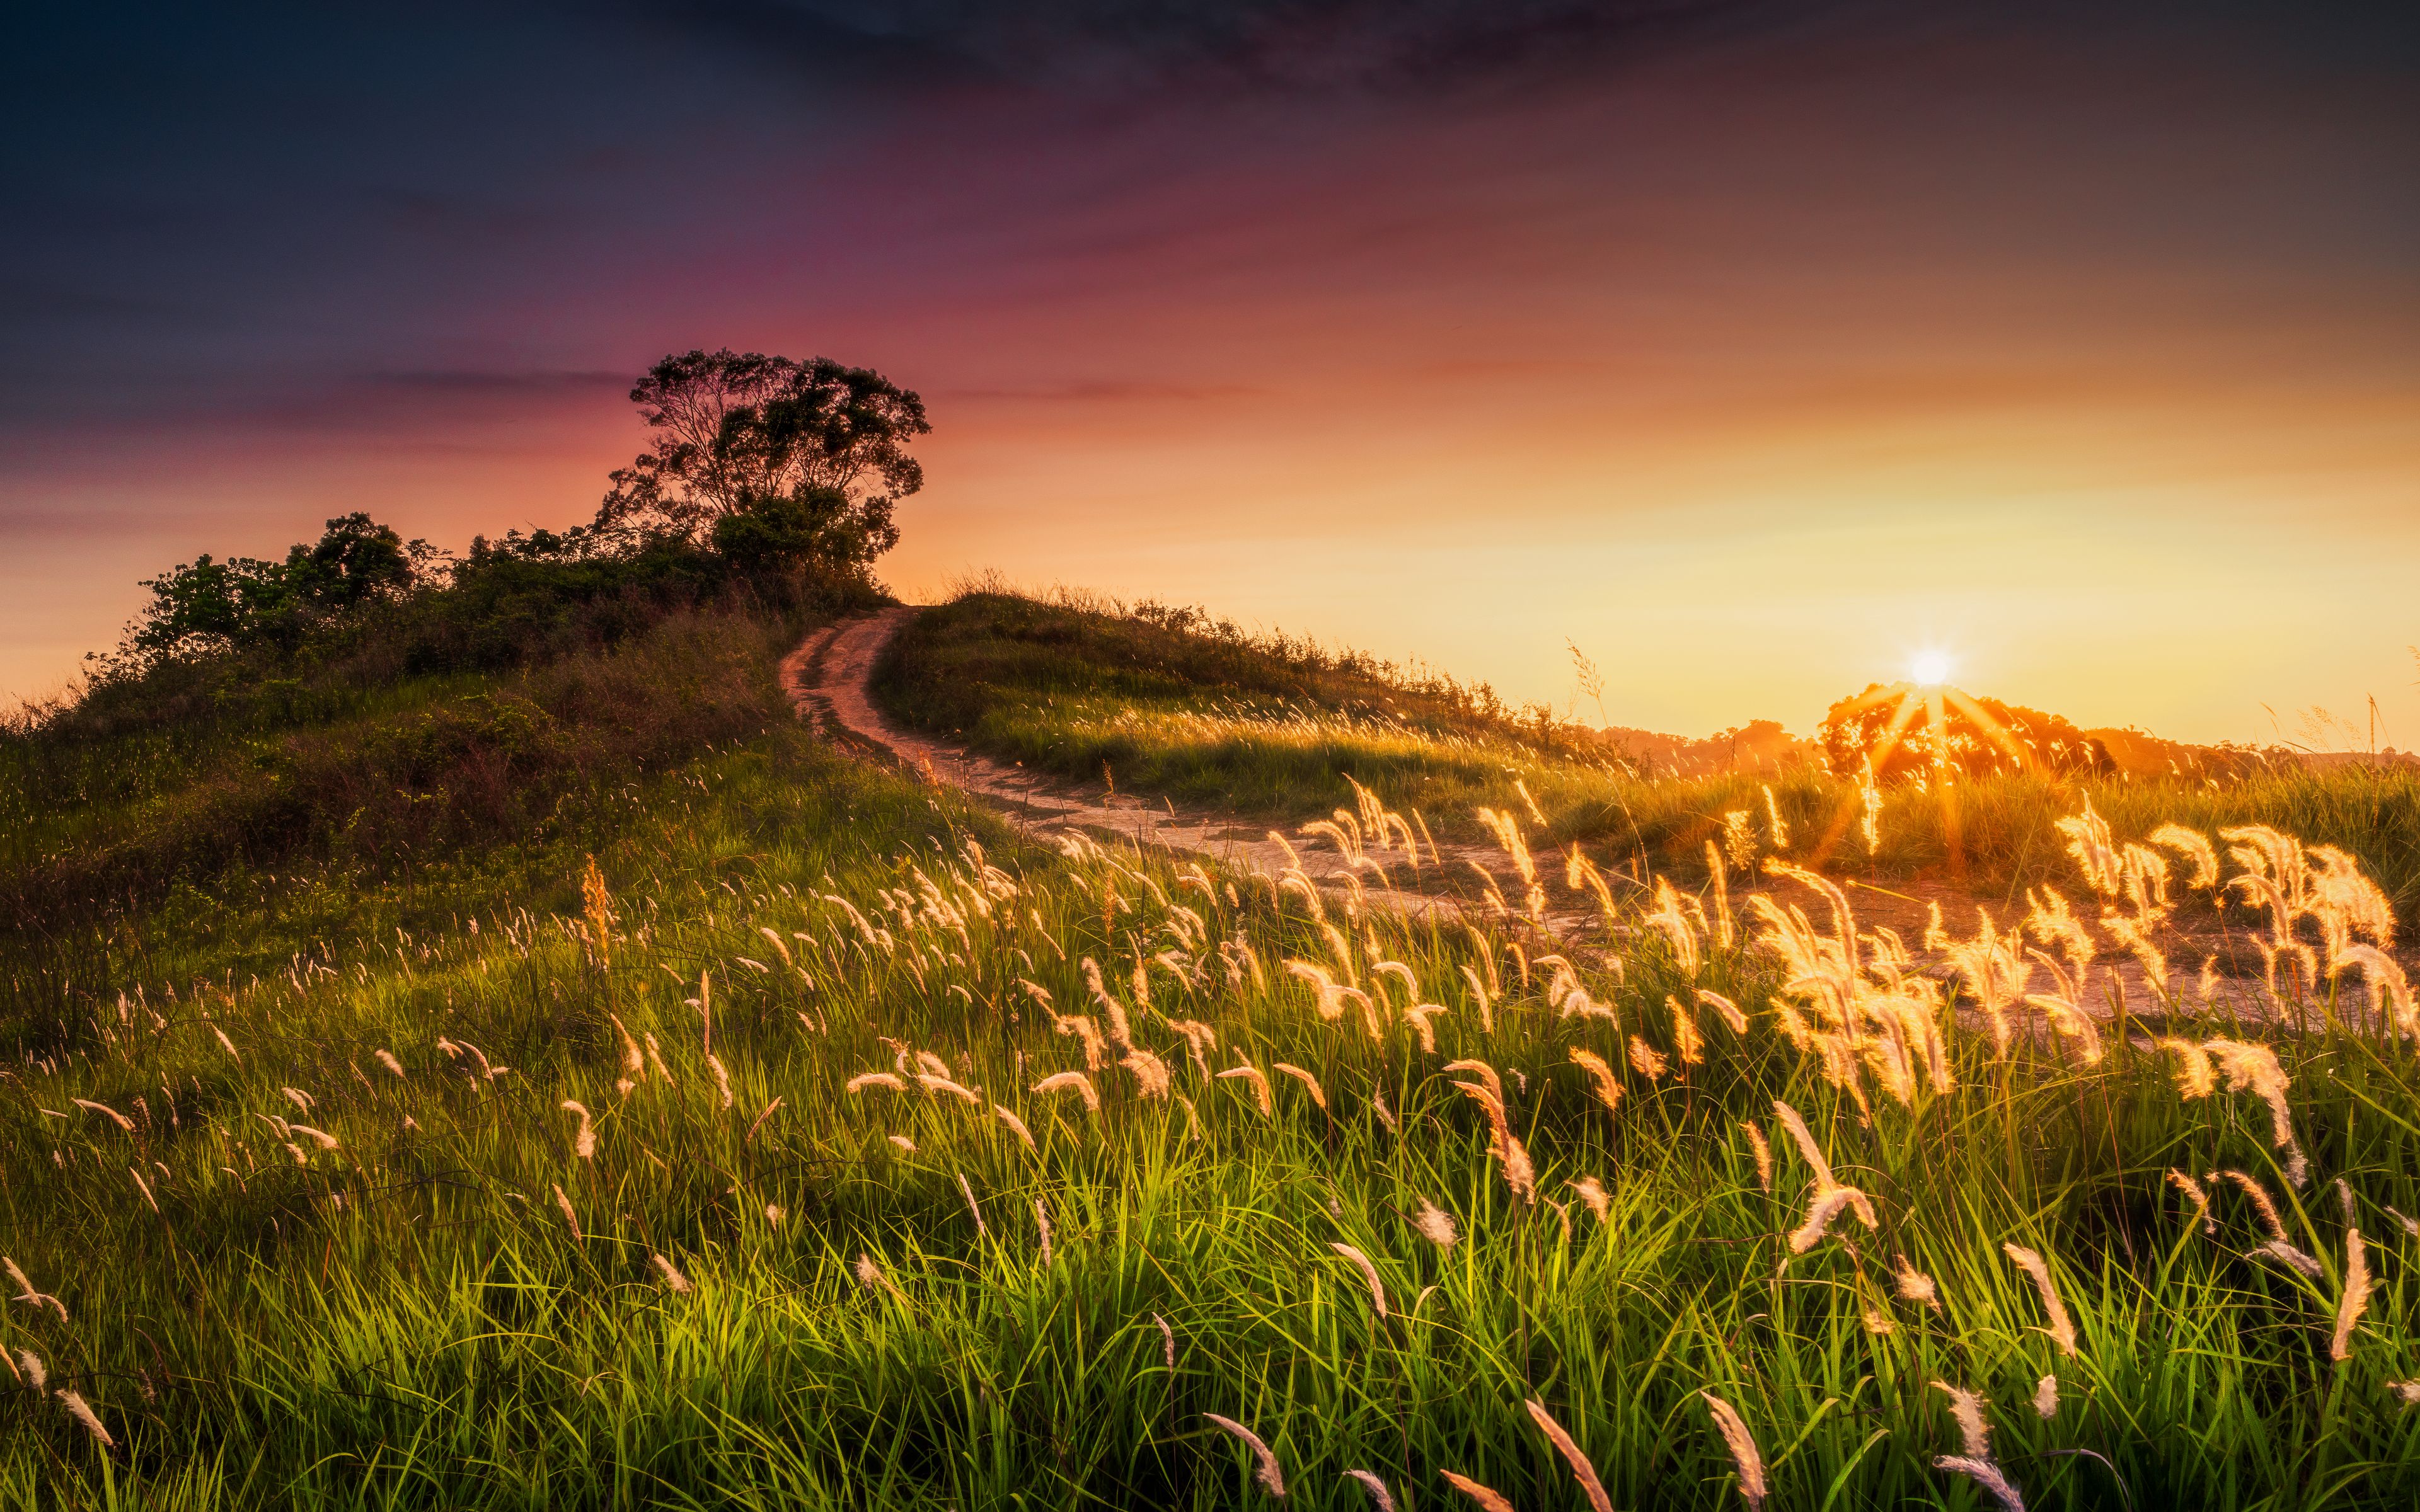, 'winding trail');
781,608,1523,924
779,609,2298,1021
